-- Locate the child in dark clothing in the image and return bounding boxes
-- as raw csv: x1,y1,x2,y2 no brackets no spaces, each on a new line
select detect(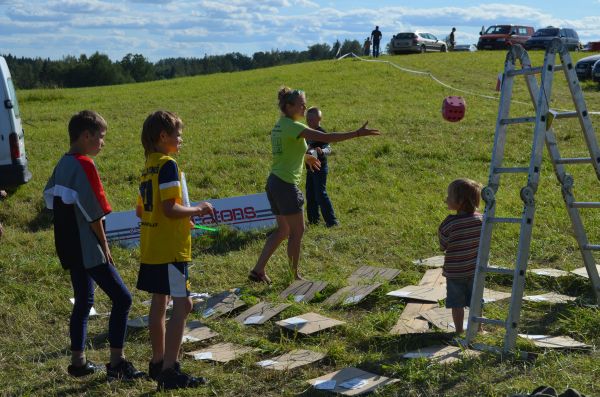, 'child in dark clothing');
305,107,338,227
